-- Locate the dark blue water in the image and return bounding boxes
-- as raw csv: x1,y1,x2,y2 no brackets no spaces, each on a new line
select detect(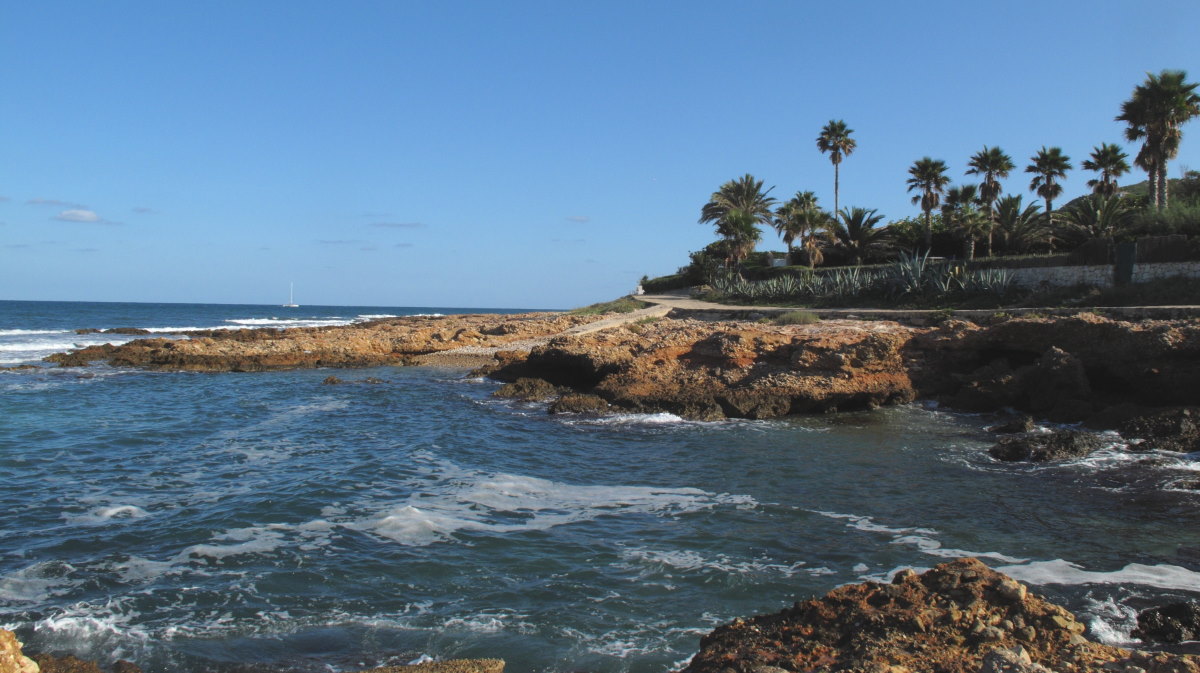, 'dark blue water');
2,301,1199,672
